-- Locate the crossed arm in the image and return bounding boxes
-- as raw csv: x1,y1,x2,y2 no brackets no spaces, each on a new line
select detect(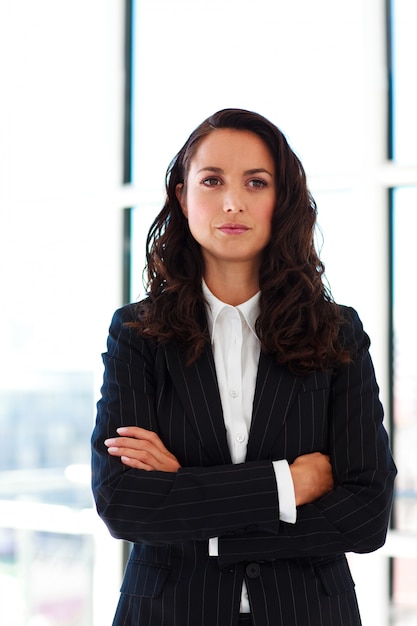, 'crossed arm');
92,305,396,556
105,426,334,507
